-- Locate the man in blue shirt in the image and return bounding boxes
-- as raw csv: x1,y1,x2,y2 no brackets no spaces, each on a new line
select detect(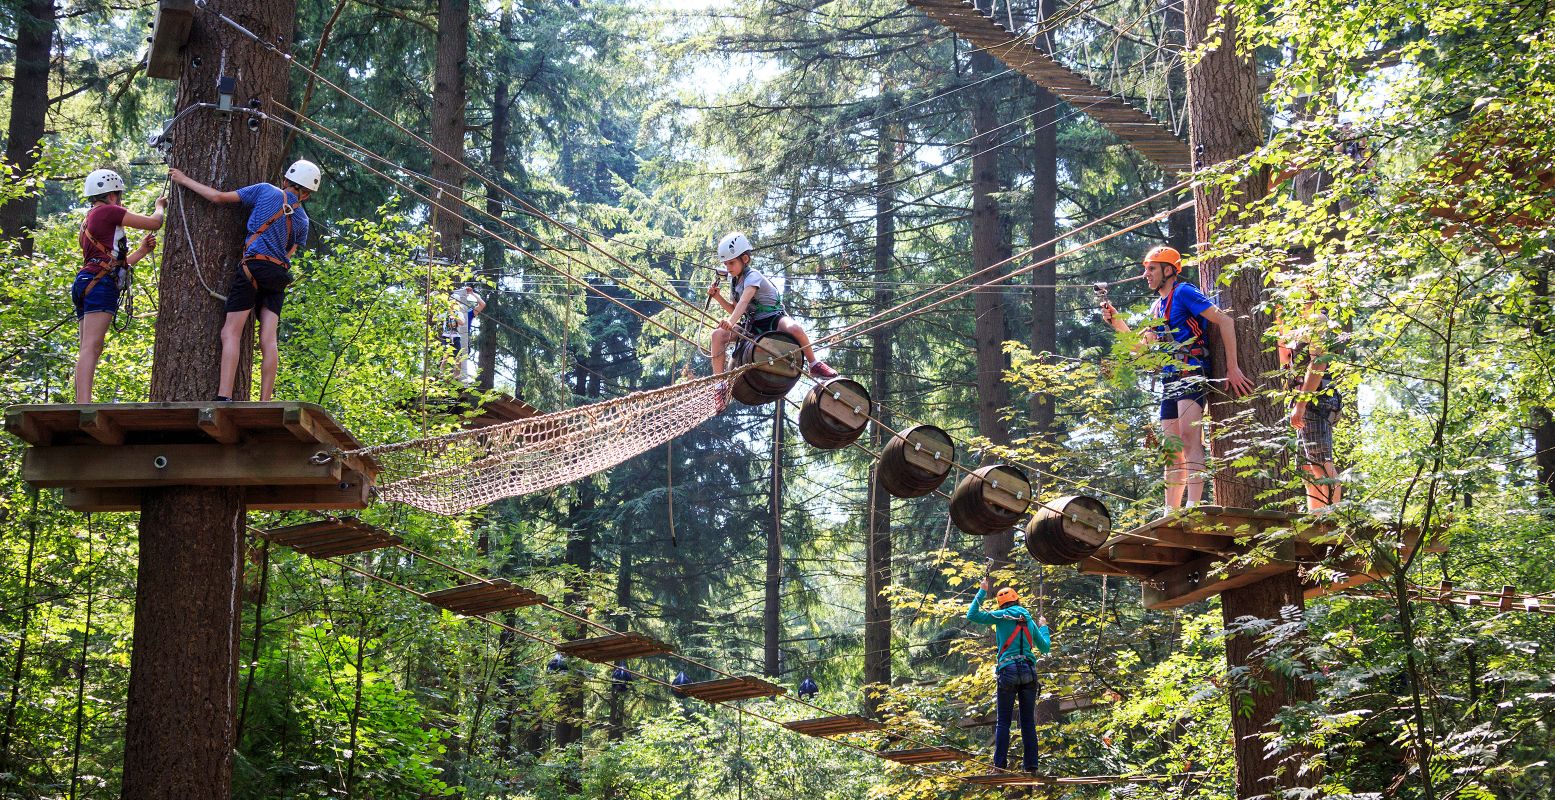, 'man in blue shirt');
967,577,1051,773
1100,246,1253,507
170,160,321,401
